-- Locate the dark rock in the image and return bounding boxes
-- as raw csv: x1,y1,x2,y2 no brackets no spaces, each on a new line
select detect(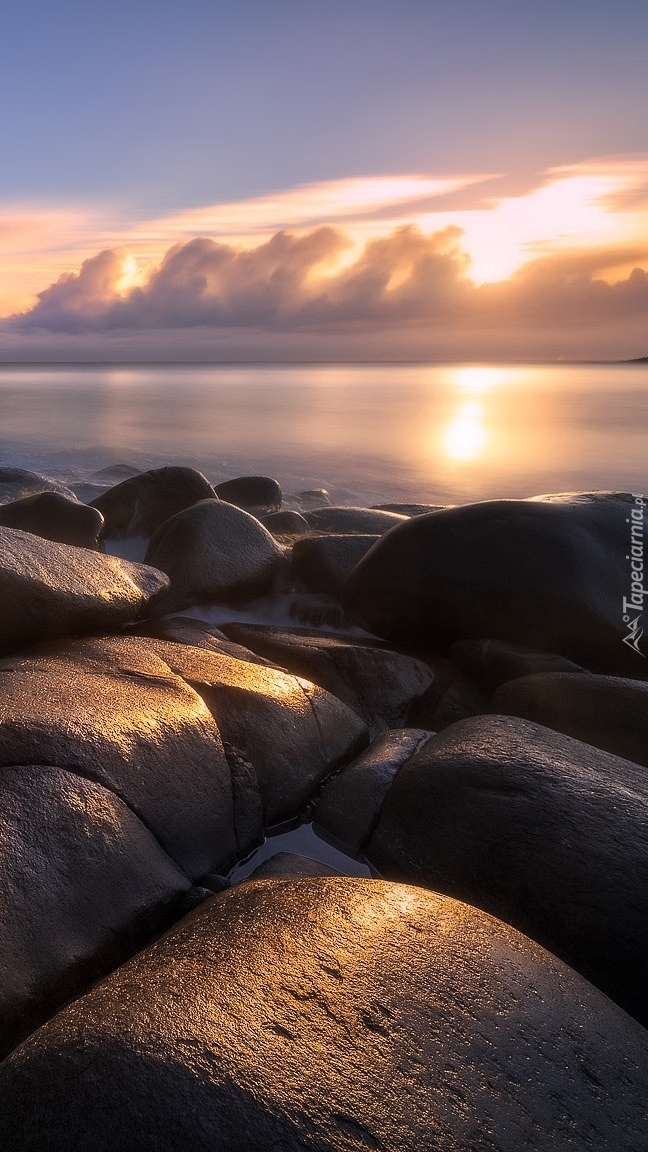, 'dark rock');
128,615,275,667
0,764,190,1059
90,465,216,538
261,509,310,536
314,729,433,855
0,492,104,549
220,623,435,737
215,475,282,513
91,464,142,482
292,533,380,598
0,879,646,1151
294,487,332,507
101,634,369,827
0,526,167,656
0,636,237,877
344,493,644,674
367,713,648,1025
372,502,445,516
0,466,75,504
450,638,586,691
247,852,341,880
494,671,648,766
144,499,283,614
287,595,349,629
304,505,408,534
406,661,489,730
